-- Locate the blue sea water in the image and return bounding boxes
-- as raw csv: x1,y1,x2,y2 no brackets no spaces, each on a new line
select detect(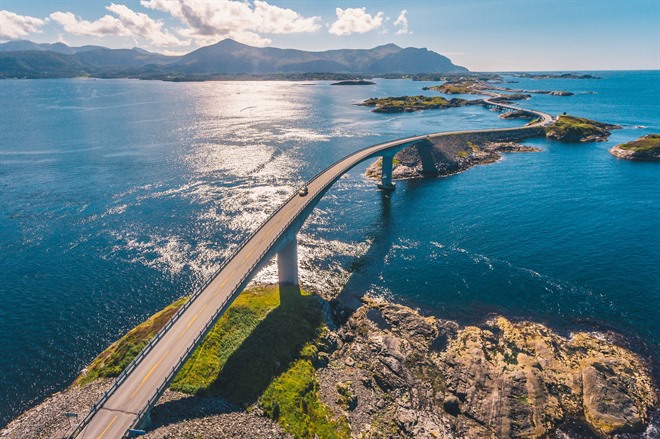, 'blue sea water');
0,71,658,425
